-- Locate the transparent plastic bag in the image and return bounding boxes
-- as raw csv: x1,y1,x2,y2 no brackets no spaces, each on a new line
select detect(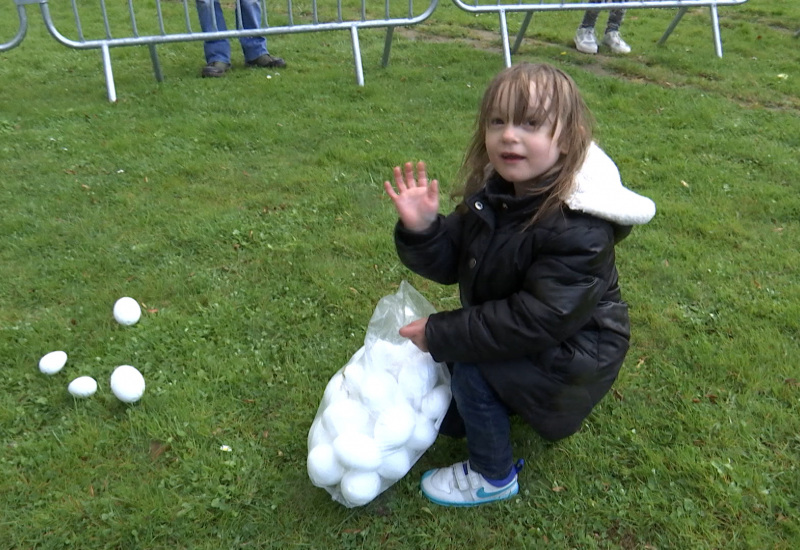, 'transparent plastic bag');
307,281,452,507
